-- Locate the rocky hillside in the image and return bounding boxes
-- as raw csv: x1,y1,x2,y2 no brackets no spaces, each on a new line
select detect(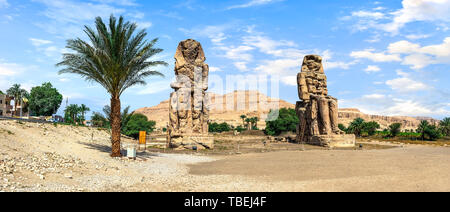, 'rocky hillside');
135,90,439,130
